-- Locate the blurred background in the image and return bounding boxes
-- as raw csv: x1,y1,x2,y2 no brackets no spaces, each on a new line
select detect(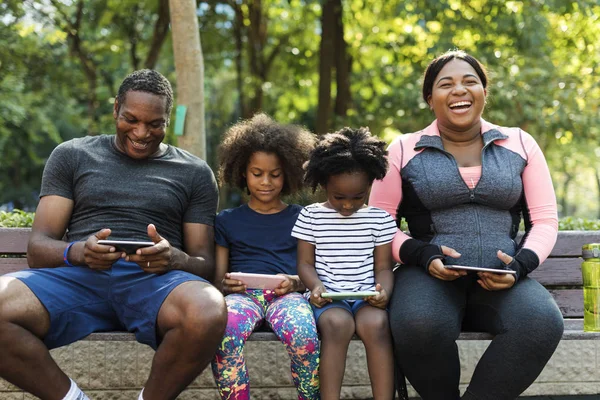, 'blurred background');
0,0,598,220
